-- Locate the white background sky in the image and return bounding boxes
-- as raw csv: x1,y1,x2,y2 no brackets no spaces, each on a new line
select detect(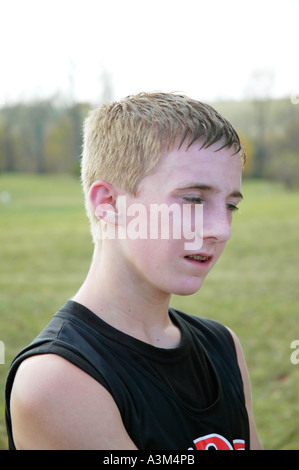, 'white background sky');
1,0,299,105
